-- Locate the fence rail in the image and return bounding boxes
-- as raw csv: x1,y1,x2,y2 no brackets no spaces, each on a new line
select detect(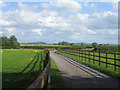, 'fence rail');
27,49,50,89
57,48,120,71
